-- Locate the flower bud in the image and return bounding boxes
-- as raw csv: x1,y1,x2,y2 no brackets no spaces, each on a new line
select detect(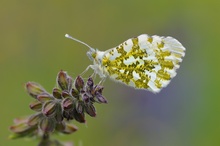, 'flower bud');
71,88,79,98
52,88,62,99
55,121,66,132
10,122,30,133
39,118,55,133
61,123,78,134
75,101,84,114
29,100,42,111
62,91,71,98
94,85,104,94
82,93,89,103
13,117,28,124
62,110,69,120
26,82,46,99
63,110,74,120
67,77,73,92
42,101,57,117
57,70,72,91
37,93,53,103
72,109,85,123
86,77,94,89
95,92,107,103
85,104,96,117
62,97,74,111
75,76,84,91
9,122,37,139
27,113,42,126
54,104,63,123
